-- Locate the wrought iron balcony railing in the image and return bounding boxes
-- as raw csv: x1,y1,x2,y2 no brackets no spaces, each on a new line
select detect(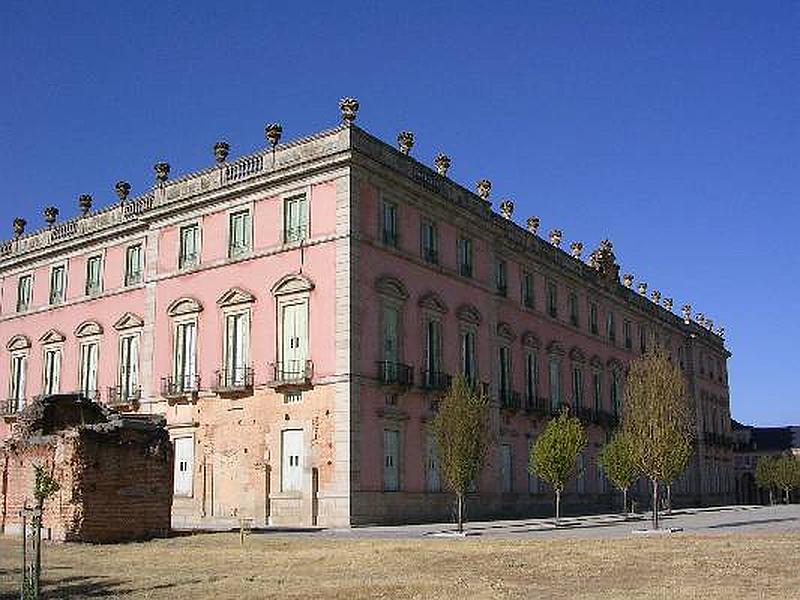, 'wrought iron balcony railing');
420,370,451,392
107,386,141,407
268,360,314,390
161,375,201,398
423,248,438,264
525,395,549,415
213,366,255,395
376,361,414,387
499,389,521,411
2,398,23,416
